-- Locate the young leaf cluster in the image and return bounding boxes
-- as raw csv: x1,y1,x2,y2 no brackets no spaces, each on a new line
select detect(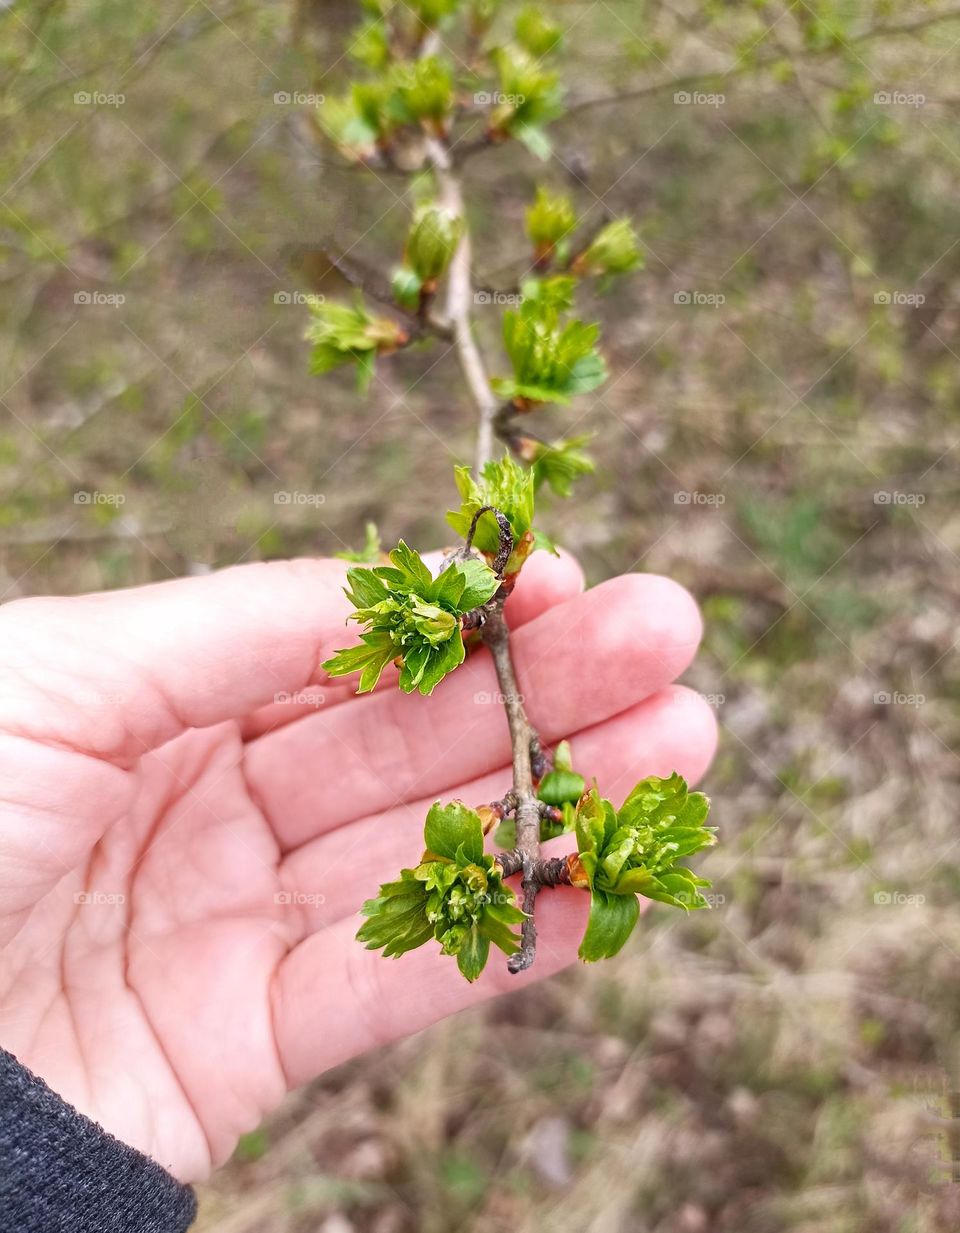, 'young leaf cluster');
304,298,408,391
322,541,500,695
392,203,463,308
445,454,546,569
357,800,525,981
494,299,608,407
571,774,716,961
